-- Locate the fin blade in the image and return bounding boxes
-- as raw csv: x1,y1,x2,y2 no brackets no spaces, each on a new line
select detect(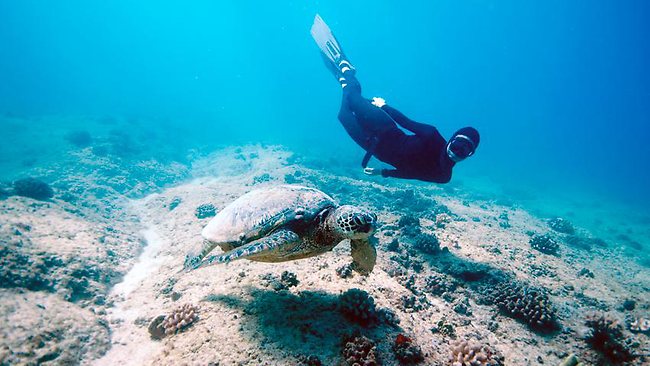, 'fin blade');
311,14,343,64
